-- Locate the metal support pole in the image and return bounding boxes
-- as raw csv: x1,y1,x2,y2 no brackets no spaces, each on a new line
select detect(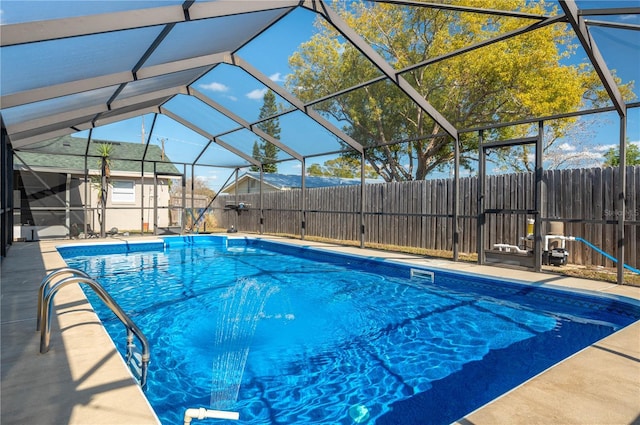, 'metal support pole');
233,168,238,231
153,162,157,235
617,116,627,284
100,157,107,238
260,166,264,235
534,121,544,272
65,173,71,237
301,158,306,240
141,159,145,234
360,151,366,249
1,128,13,256
477,130,485,265
84,150,89,237
452,136,460,261
181,164,186,233
84,130,92,236
190,164,194,231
